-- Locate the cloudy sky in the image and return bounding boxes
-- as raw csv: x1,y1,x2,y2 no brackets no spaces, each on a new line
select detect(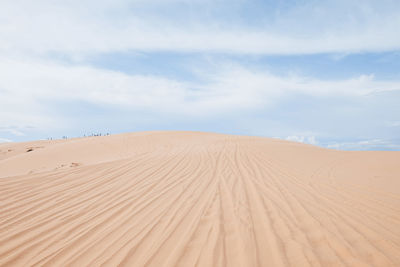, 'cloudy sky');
1,0,400,150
